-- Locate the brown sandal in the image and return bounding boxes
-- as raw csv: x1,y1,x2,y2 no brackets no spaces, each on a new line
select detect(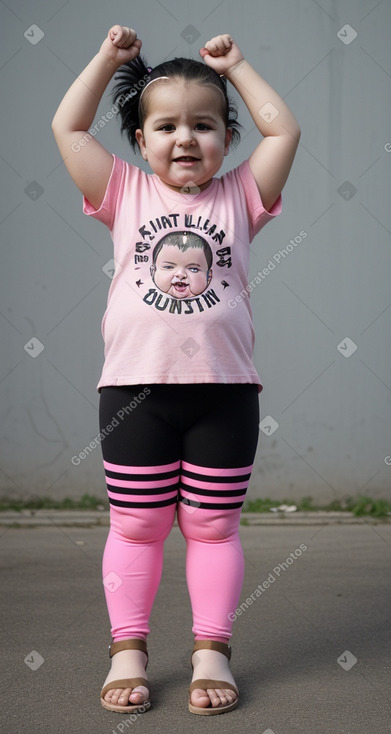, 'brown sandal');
100,639,151,714
188,640,239,715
